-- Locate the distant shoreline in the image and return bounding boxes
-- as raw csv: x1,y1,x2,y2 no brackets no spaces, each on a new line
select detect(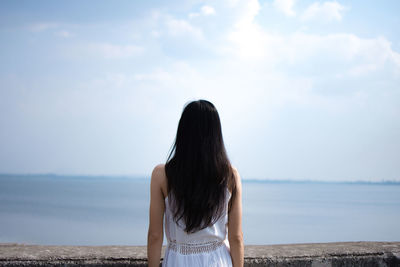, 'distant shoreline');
242,179,400,185
0,173,399,185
